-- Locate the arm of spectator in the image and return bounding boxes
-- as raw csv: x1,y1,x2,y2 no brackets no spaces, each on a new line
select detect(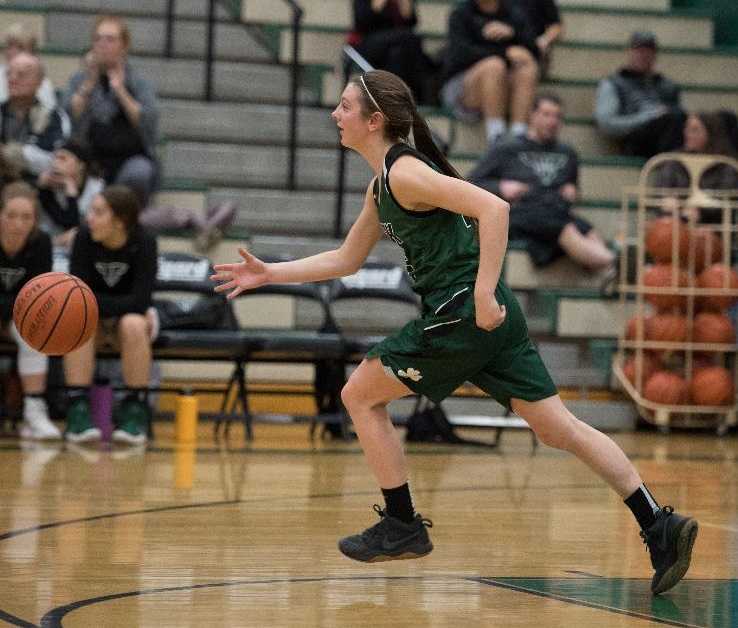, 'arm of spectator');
447,8,502,73
537,22,562,54
53,228,78,249
96,233,158,317
38,77,58,110
112,67,160,148
483,21,514,42
467,145,508,195
66,55,99,121
559,183,577,203
559,148,579,202
594,79,667,138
